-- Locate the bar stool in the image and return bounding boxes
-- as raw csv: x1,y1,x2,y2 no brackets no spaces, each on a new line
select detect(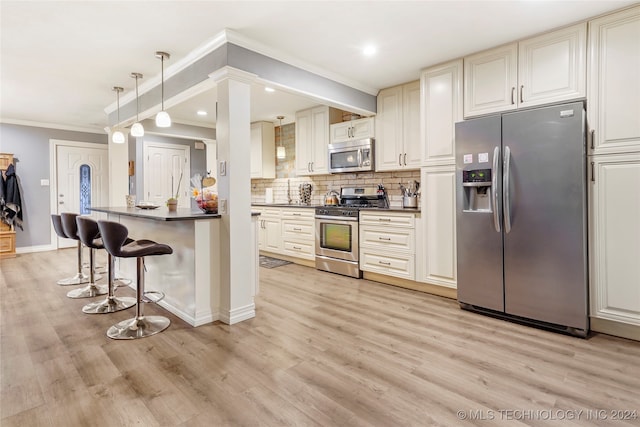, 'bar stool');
61,212,106,298
98,220,173,339
51,214,90,286
76,216,136,314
